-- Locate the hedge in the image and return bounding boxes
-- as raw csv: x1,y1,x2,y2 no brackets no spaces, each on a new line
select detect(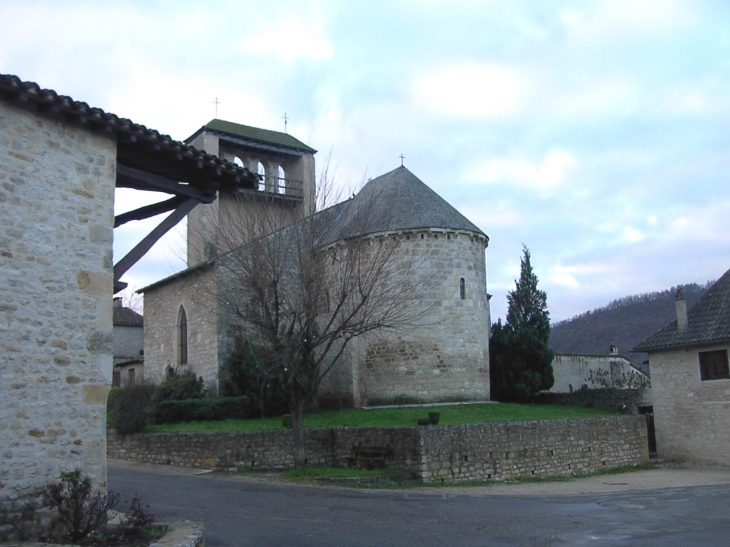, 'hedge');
154,396,250,424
